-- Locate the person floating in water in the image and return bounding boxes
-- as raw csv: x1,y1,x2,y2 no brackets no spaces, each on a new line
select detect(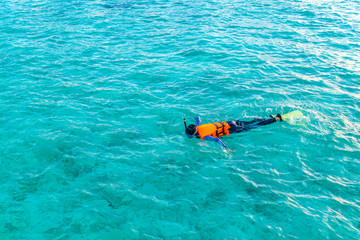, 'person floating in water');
184,113,282,151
